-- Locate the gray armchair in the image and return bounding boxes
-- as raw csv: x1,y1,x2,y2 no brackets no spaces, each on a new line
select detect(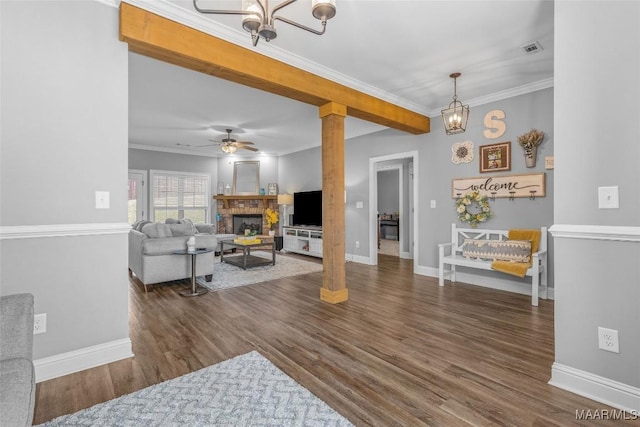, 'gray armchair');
0,293,36,426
